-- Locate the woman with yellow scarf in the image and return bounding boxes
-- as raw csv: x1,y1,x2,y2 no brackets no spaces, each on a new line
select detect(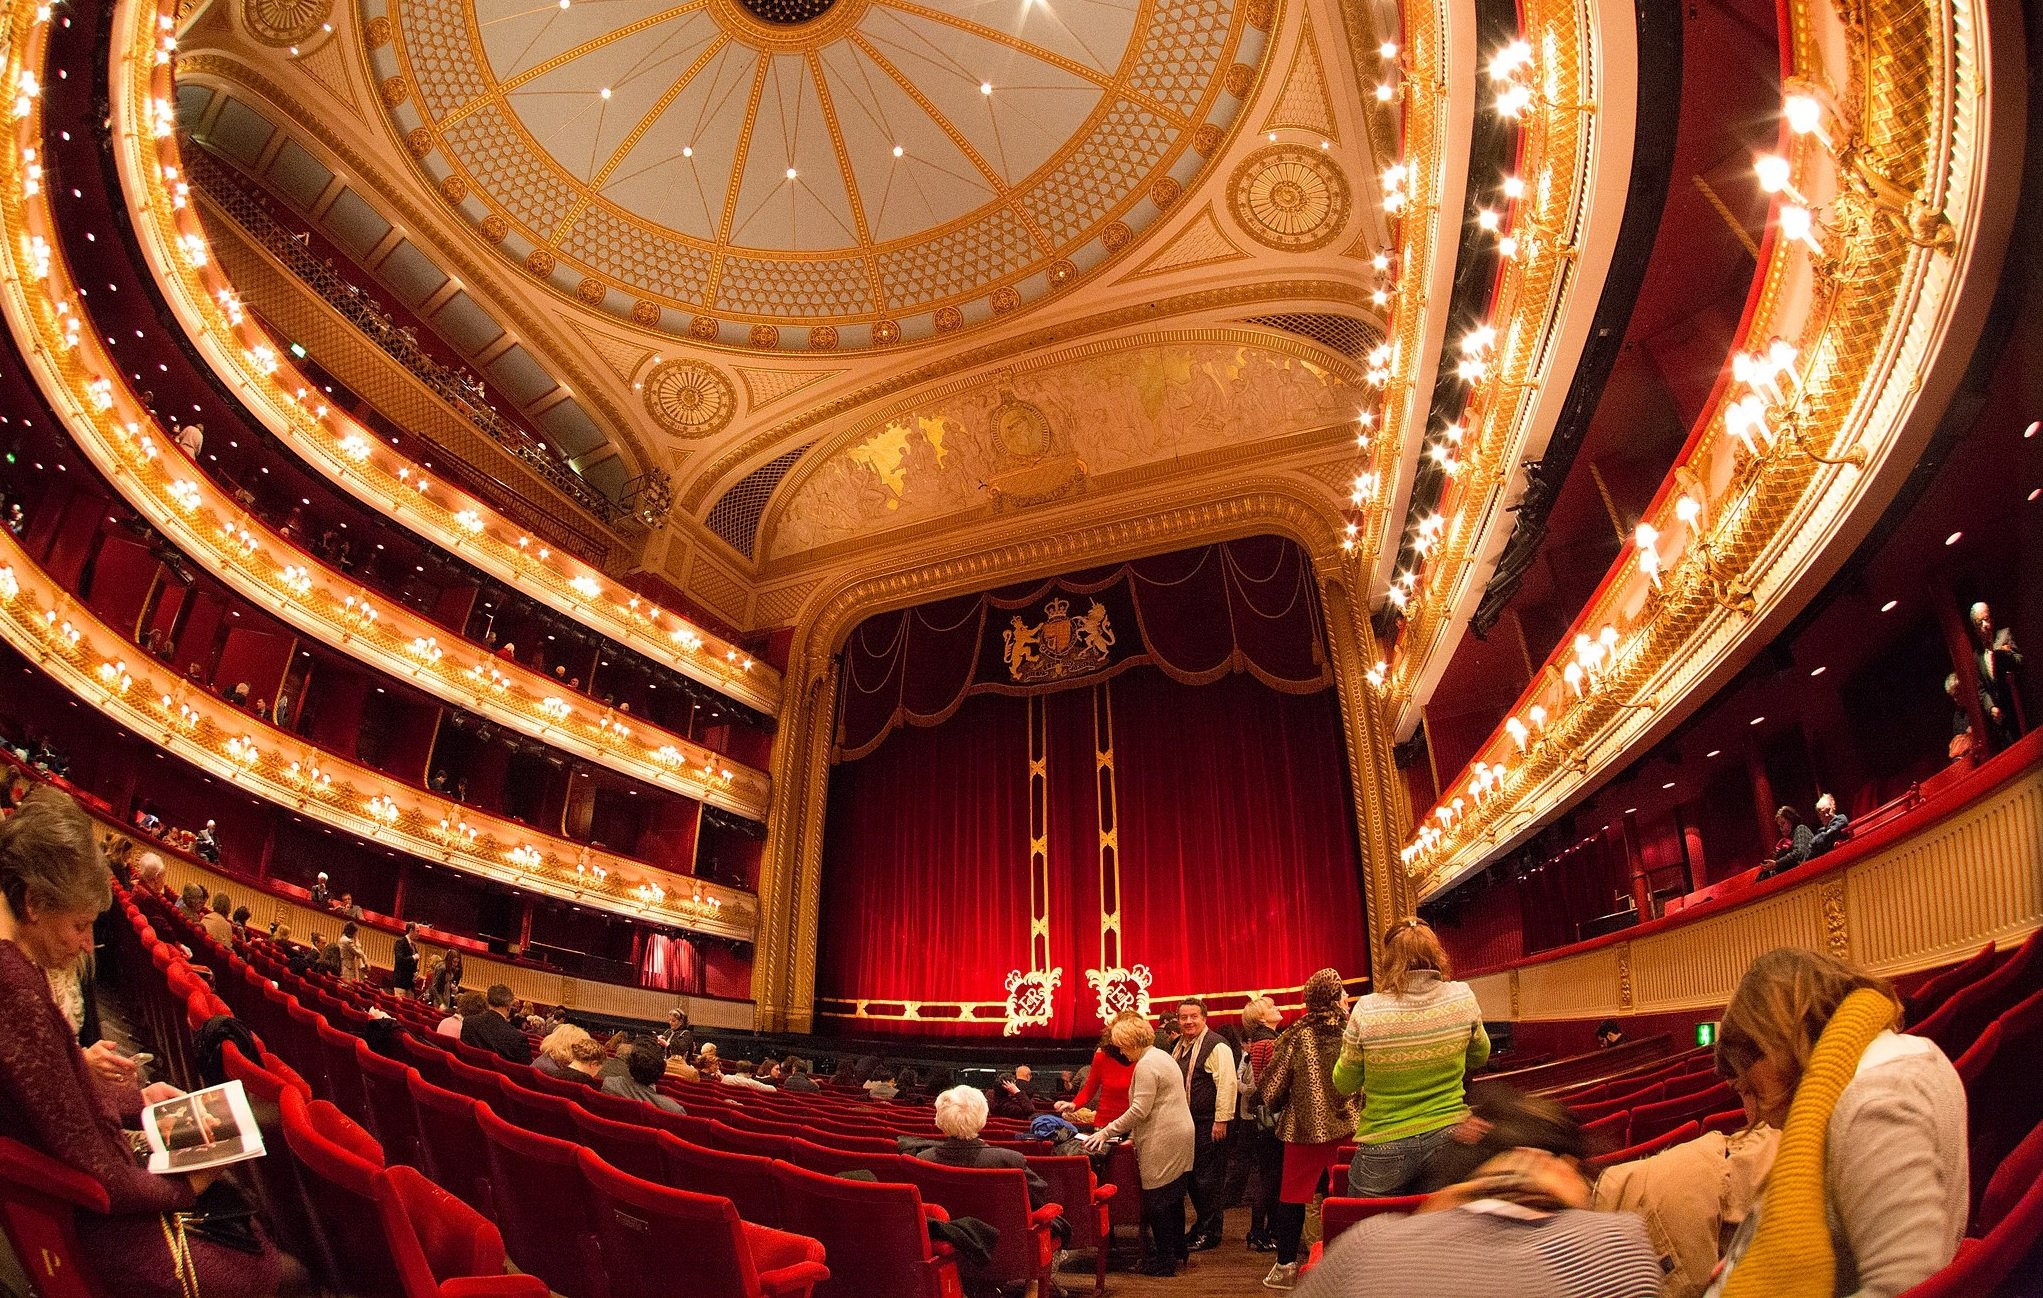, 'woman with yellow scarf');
1706,948,1967,1298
